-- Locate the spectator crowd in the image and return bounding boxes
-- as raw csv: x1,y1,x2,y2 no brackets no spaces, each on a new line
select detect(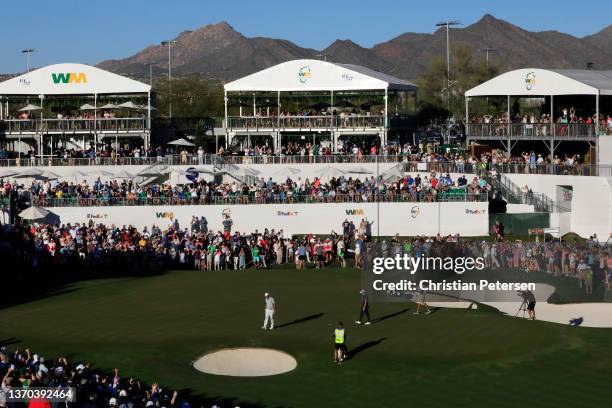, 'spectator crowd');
0,171,488,208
